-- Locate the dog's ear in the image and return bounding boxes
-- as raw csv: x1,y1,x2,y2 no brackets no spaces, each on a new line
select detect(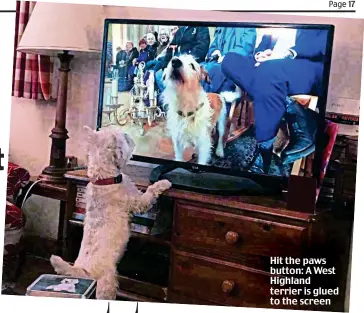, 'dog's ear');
83,126,95,161
83,126,95,143
121,132,135,163
161,70,167,88
124,133,136,152
112,132,124,169
200,66,211,84
112,131,134,170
